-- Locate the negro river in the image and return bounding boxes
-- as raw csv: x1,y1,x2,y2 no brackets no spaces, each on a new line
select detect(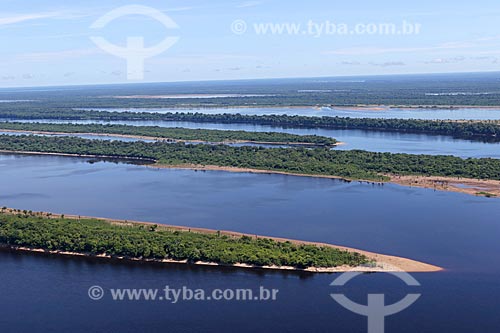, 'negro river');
0,153,499,332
